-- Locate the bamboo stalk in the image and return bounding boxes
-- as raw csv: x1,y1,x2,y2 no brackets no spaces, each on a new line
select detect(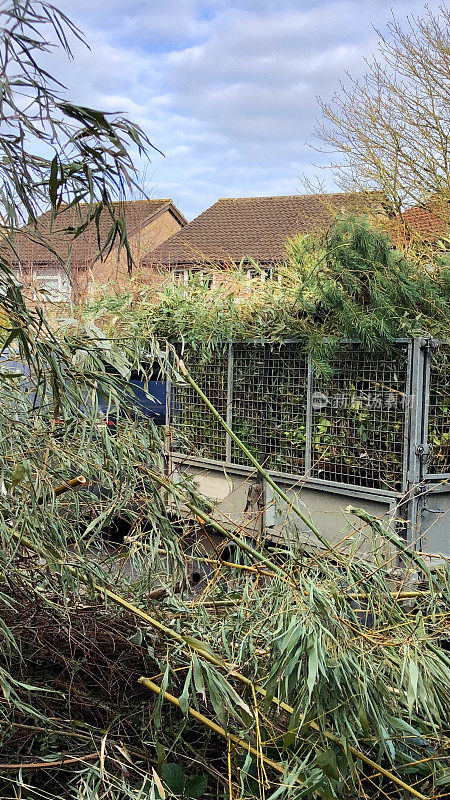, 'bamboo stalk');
54,476,87,496
0,752,99,770
138,677,298,784
176,358,340,558
144,466,289,580
182,553,275,577
37,475,86,504
347,506,446,598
